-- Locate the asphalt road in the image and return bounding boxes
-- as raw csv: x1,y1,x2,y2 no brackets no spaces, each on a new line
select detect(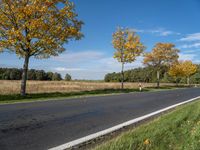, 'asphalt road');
0,88,200,150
